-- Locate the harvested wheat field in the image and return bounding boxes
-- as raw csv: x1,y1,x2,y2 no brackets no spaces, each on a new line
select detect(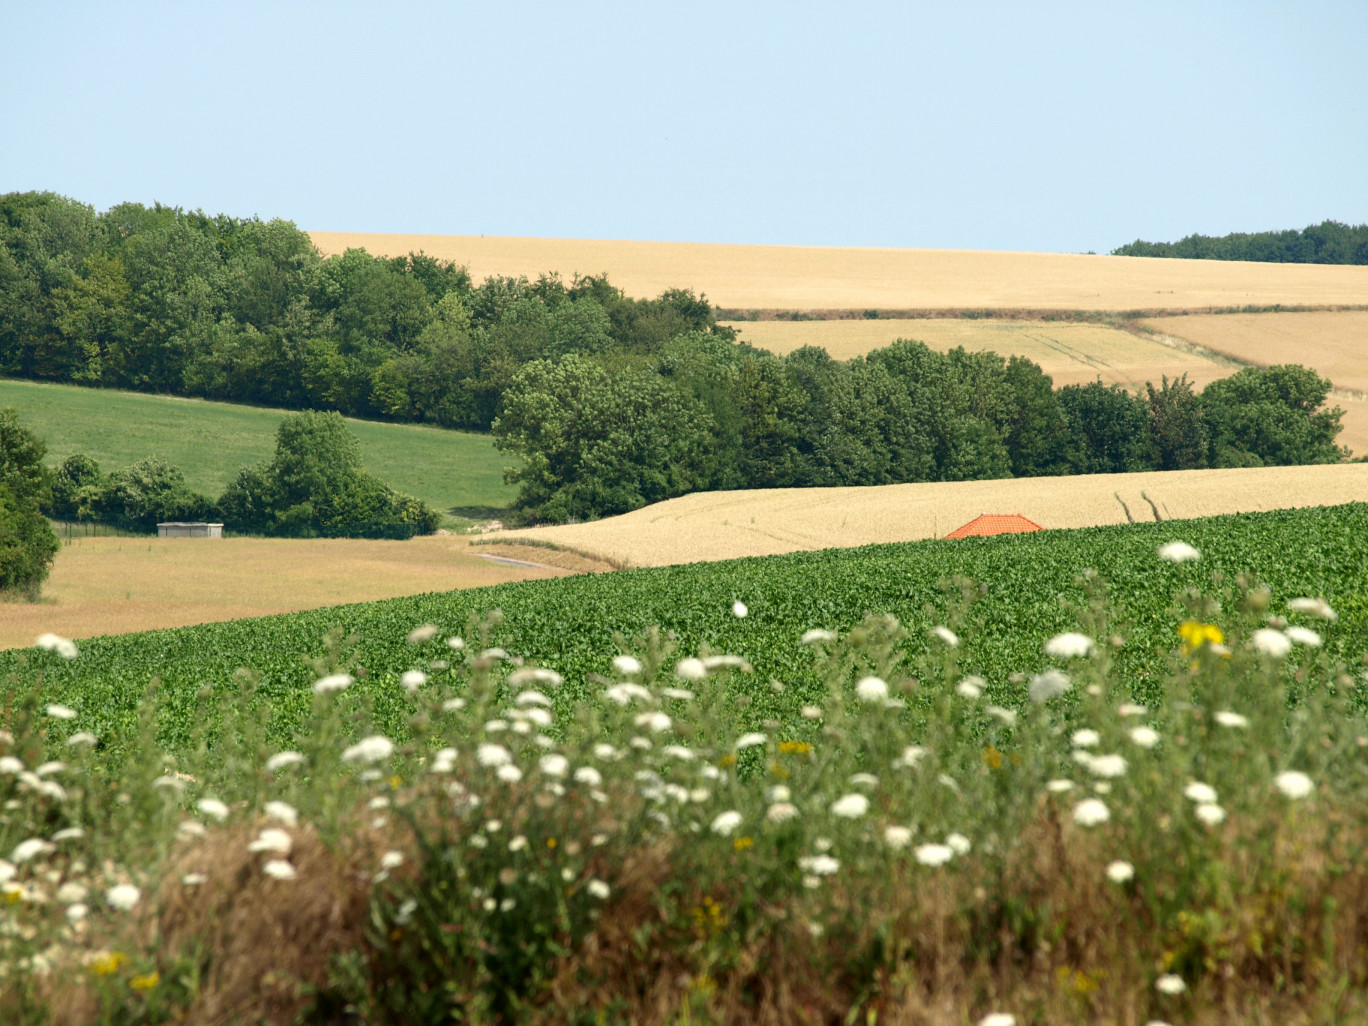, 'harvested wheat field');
488,464,1368,569
1147,311,1368,397
0,536,609,651
724,318,1234,391
309,232,1368,313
